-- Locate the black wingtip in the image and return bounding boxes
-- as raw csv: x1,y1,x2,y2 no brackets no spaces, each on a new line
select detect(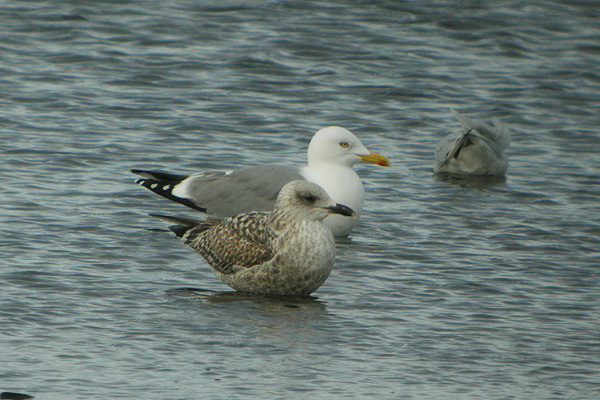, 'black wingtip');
148,214,204,239
1,392,34,400
168,224,189,238
130,169,188,182
133,177,208,213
